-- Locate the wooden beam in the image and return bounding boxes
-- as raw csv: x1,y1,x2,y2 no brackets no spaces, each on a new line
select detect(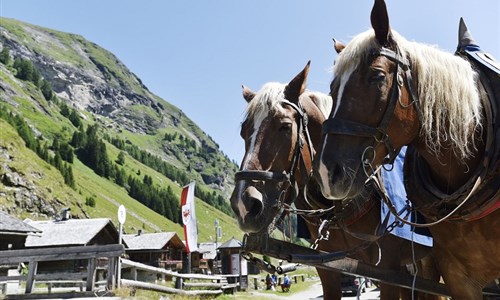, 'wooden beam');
25,260,38,294
183,282,222,289
0,245,124,264
121,279,223,295
121,258,223,281
86,258,96,291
